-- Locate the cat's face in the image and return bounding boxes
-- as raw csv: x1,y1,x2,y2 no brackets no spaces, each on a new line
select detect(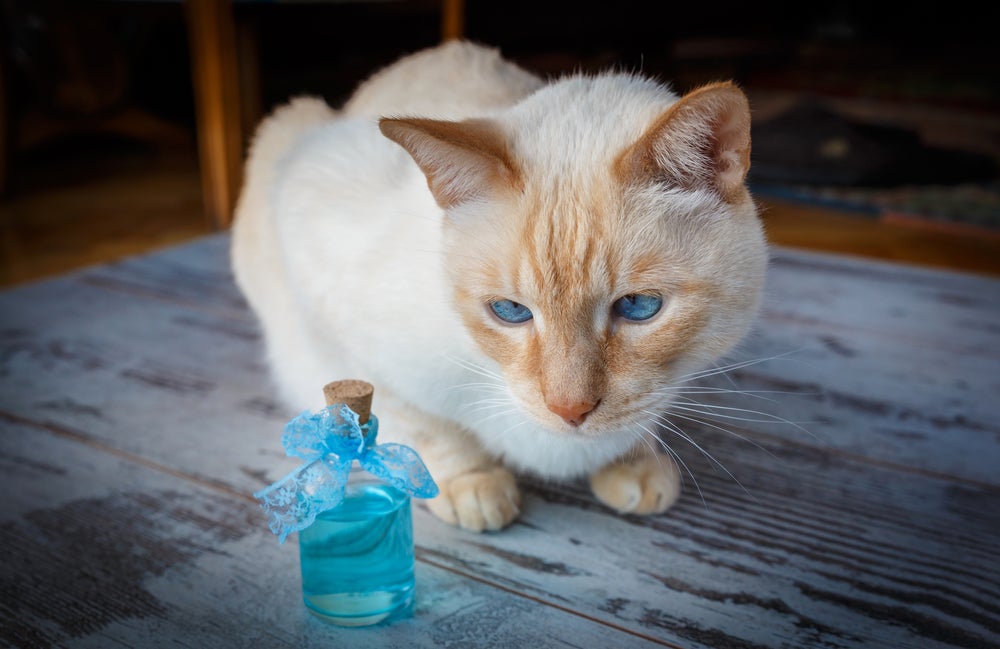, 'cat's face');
443,173,766,437
381,80,767,438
